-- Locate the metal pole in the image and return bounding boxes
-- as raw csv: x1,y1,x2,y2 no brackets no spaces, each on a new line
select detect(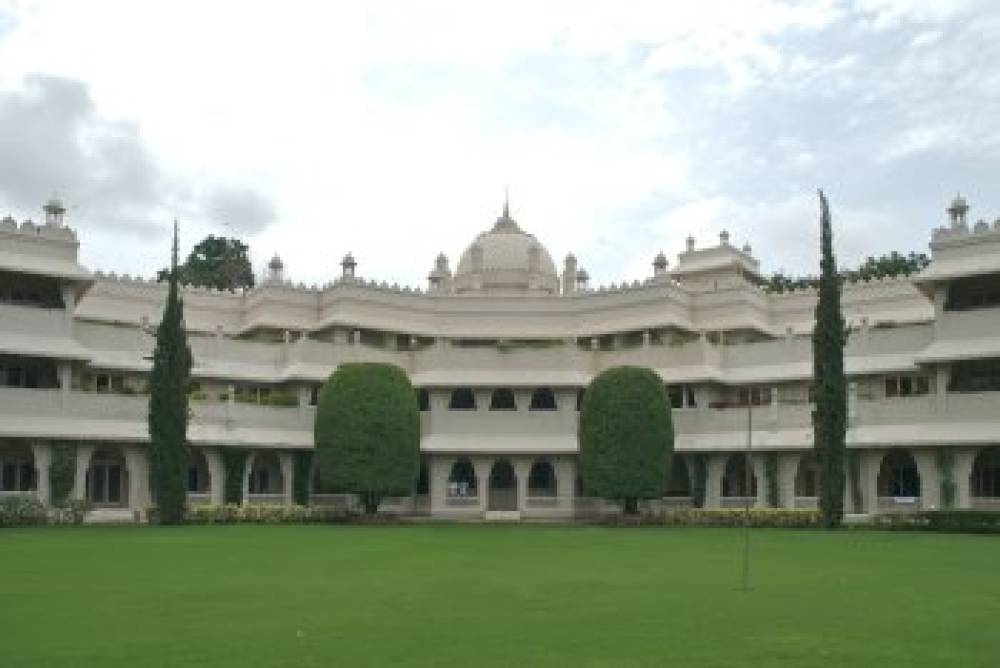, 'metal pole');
741,401,752,591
